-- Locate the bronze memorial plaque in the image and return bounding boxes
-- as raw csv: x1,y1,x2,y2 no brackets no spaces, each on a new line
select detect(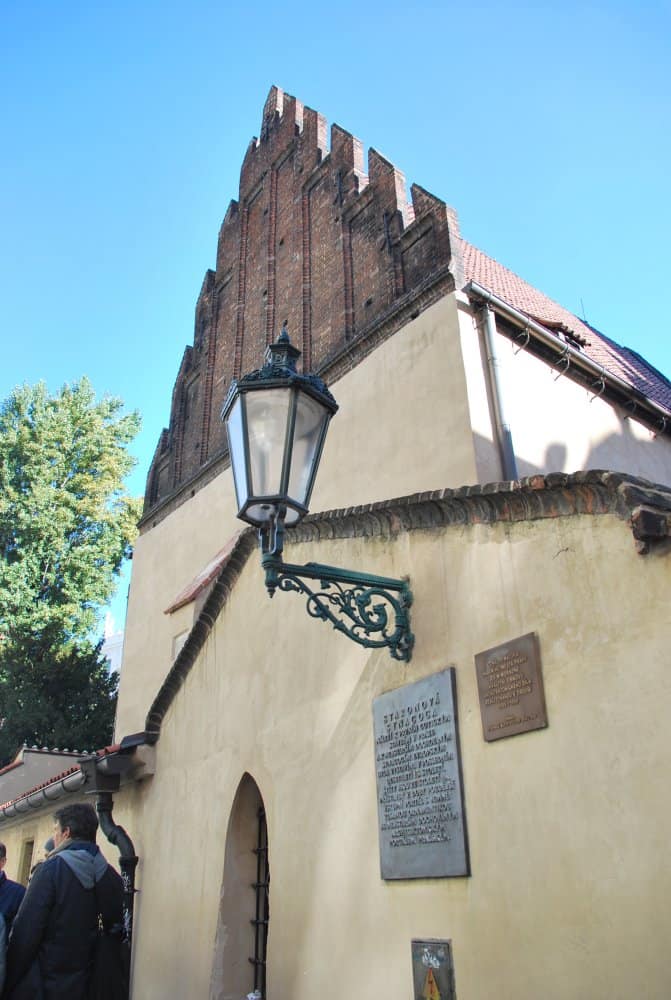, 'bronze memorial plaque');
474,632,547,742
372,668,469,880
411,939,456,1000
